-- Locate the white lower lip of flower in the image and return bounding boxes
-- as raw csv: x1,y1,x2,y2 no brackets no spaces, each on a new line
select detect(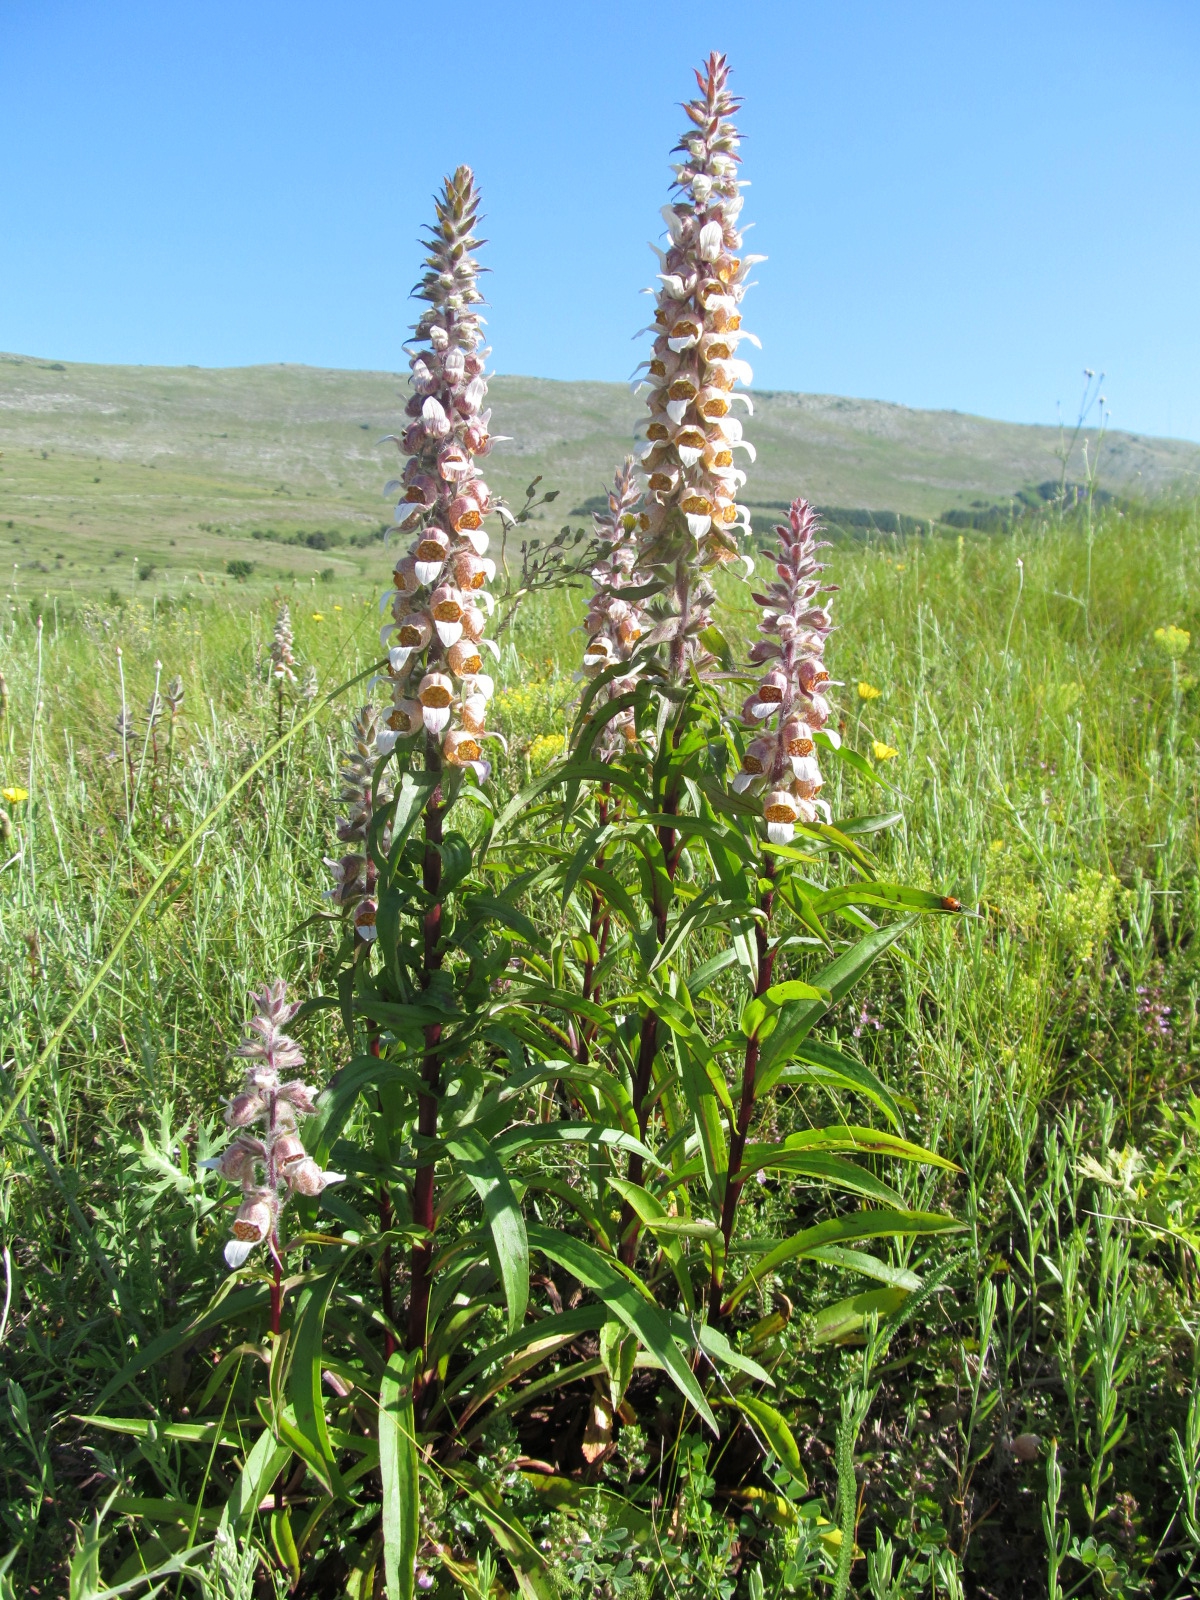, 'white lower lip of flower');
380,623,396,645
463,529,490,555
224,1238,258,1269
387,646,413,672
376,730,400,756
685,513,712,539
463,673,494,701
750,701,775,720
791,755,823,787
466,759,492,782
732,771,761,793
415,560,444,585
435,620,464,646
665,399,690,426
766,821,796,843
676,446,703,467
815,727,842,750
423,705,451,733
